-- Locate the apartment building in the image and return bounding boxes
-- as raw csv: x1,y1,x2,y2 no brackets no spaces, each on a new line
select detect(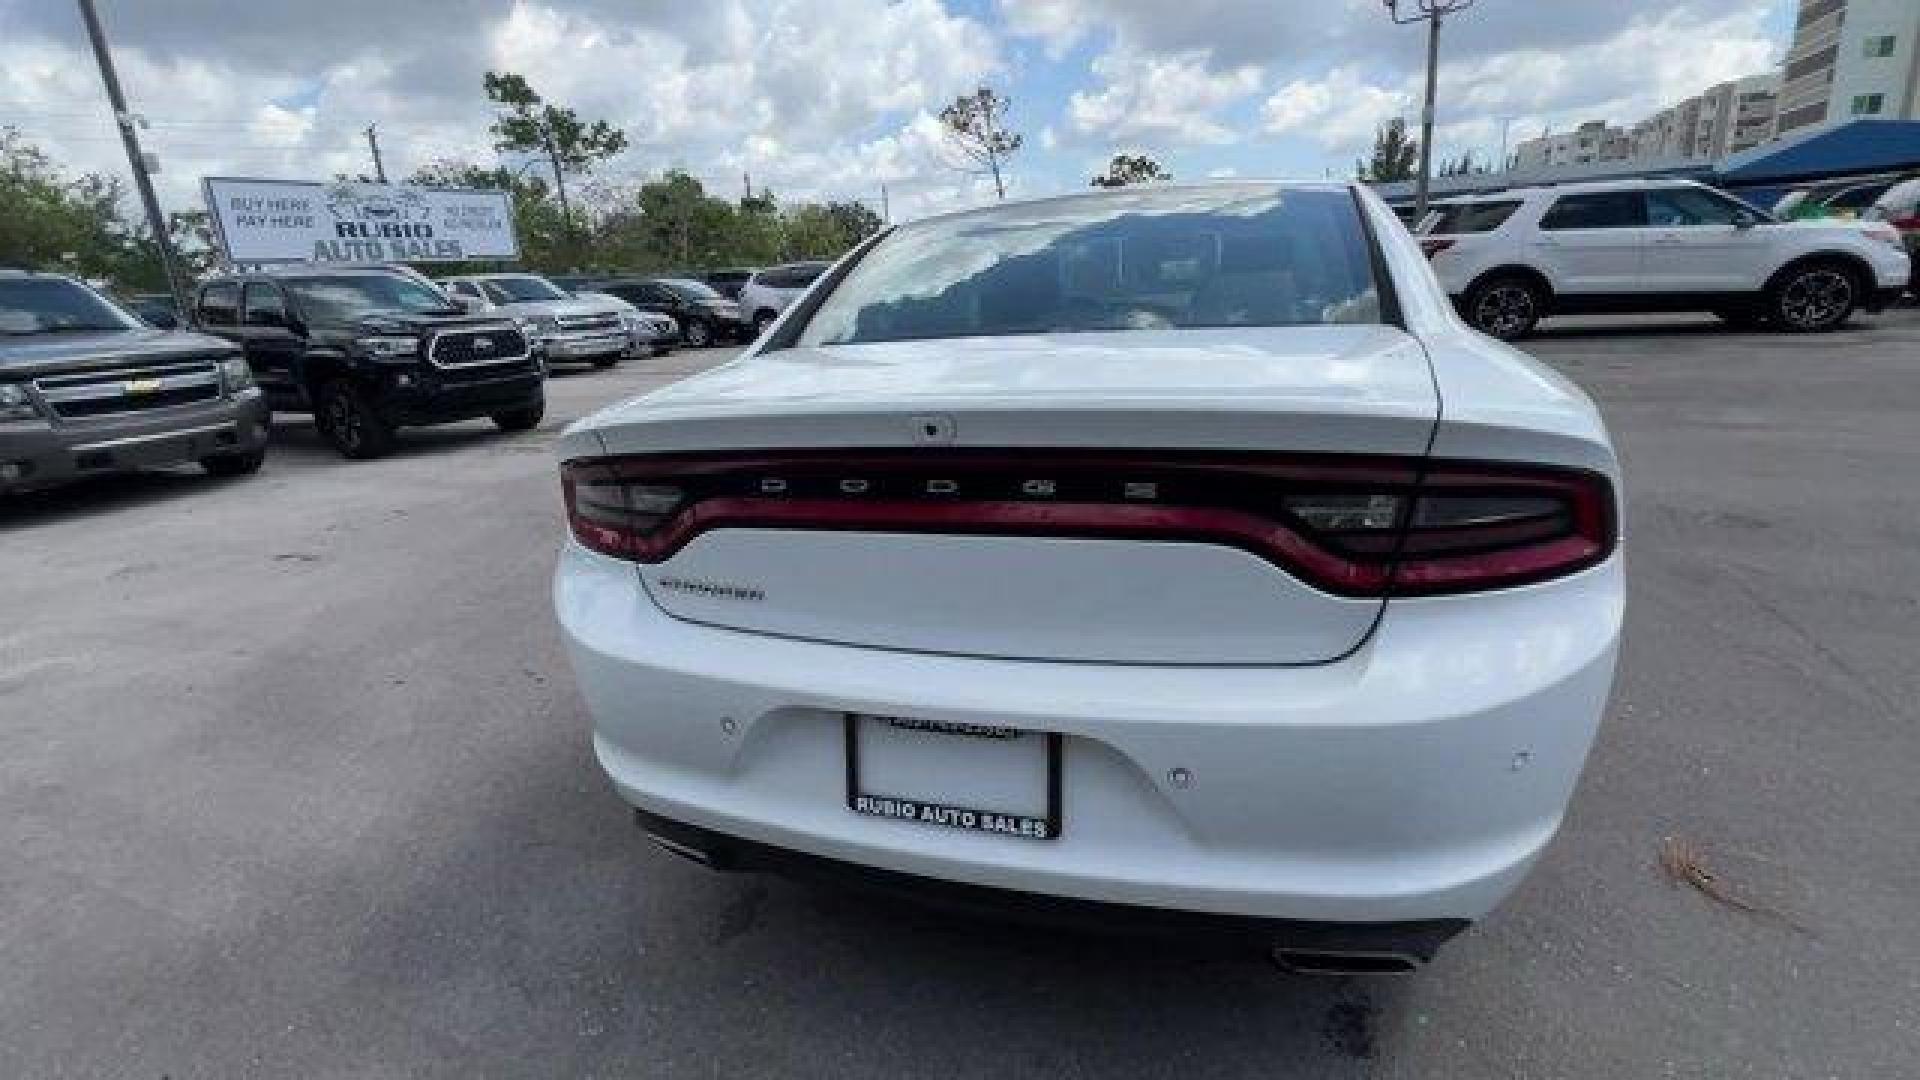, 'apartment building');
1726,74,1783,152
1511,120,1631,169
1778,0,1920,135
1692,73,1785,158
